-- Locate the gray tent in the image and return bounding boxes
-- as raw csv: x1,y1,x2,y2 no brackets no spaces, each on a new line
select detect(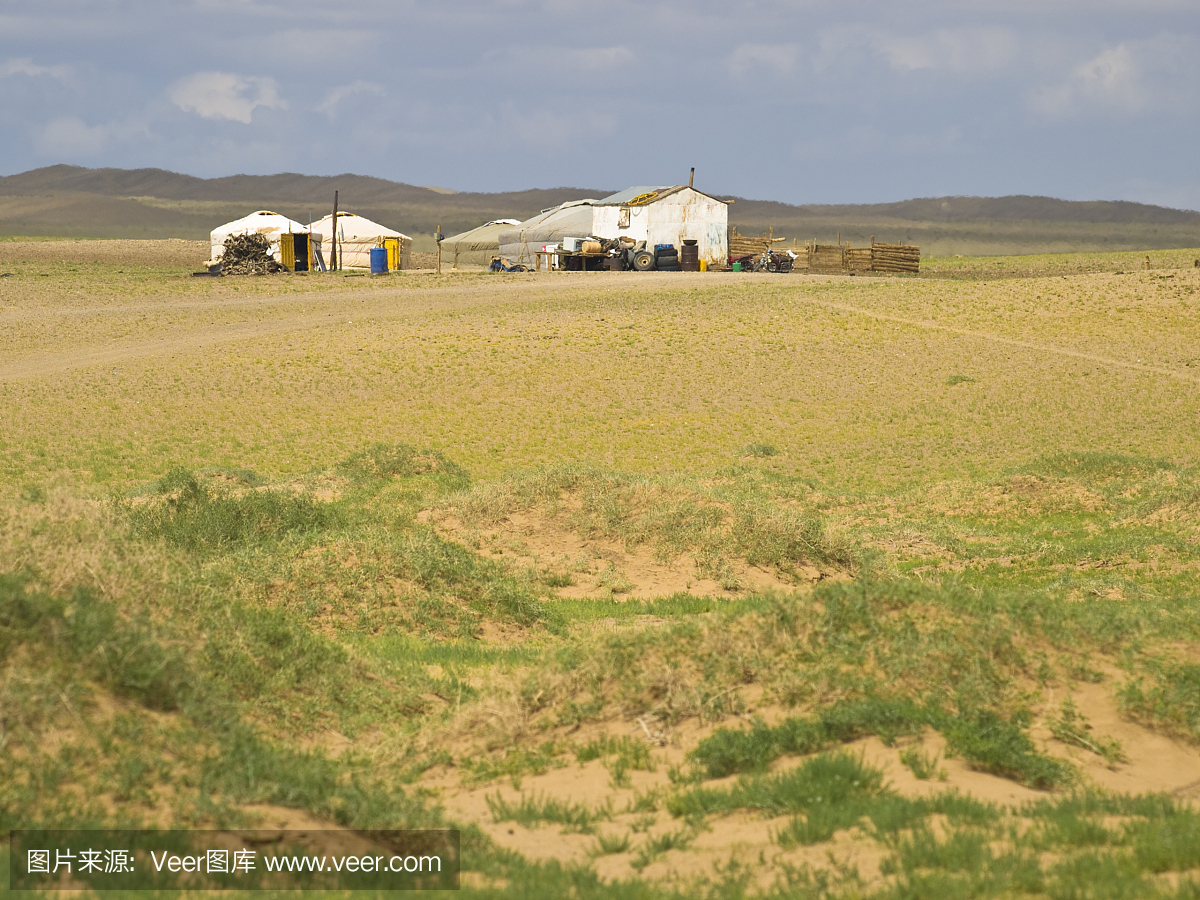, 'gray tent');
441,219,519,269
497,200,598,265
